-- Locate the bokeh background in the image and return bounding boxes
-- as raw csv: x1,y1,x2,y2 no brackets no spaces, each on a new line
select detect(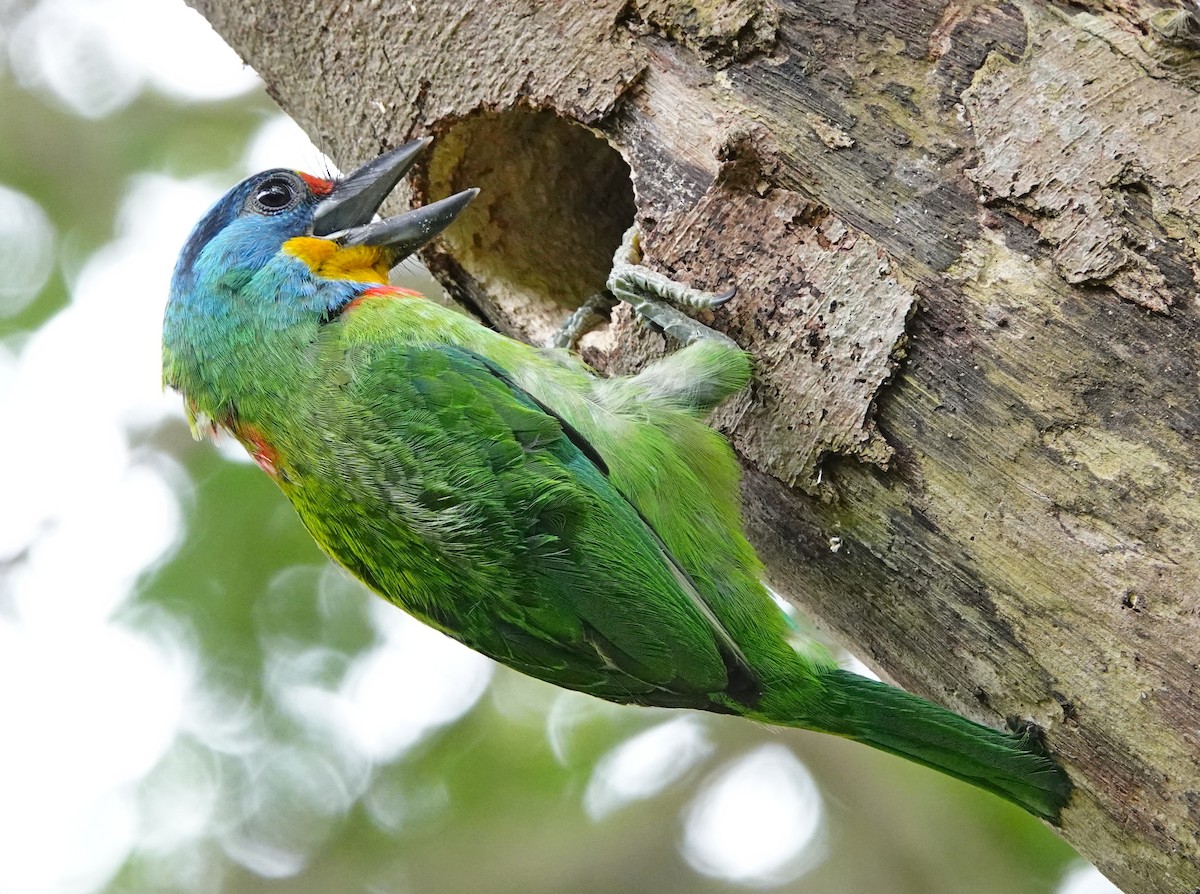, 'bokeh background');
0,1,1116,892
